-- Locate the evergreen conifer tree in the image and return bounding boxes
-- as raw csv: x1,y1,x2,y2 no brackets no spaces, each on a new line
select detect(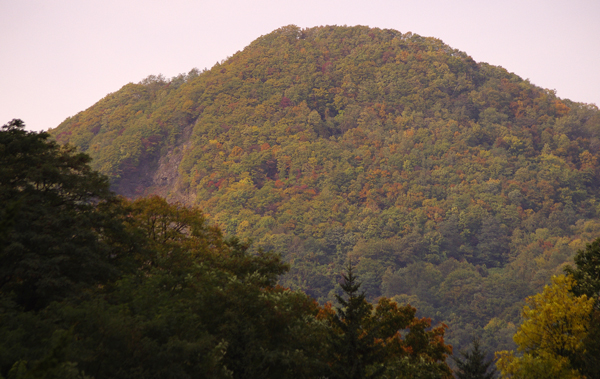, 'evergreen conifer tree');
329,262,384,379
453,339,496,379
